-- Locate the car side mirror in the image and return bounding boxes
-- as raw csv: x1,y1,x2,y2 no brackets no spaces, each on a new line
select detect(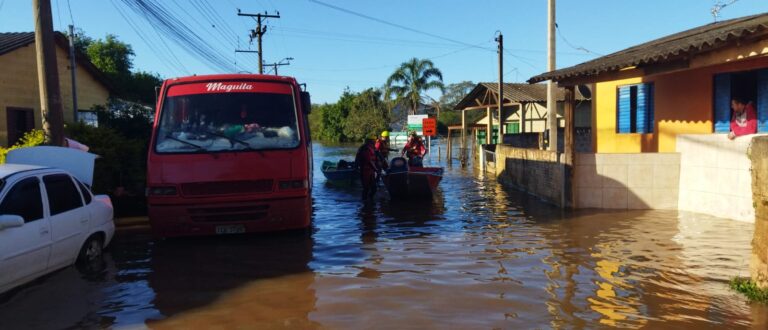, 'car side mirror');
0,215,24,230
301,91,311,114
